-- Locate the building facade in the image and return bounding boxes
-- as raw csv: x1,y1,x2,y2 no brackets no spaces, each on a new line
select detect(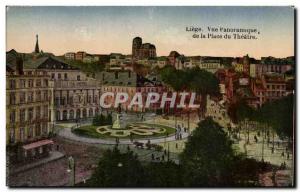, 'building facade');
64,52,76,60
132,37,156,60
6,51,54,162
32,57,102,121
